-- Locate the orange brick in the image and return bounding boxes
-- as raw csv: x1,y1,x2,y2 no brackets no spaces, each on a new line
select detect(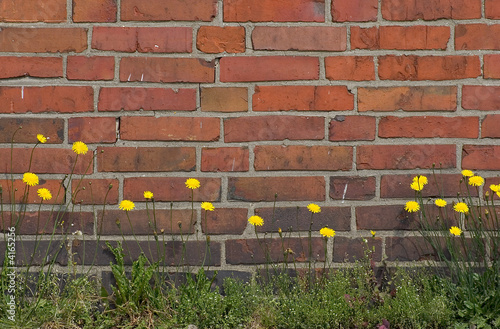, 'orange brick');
224,0,324,22
67,56,114,80
0,0,66,22
378,116,479,138
456,24,500,50
252,27,346,51
329,116,376,141
484,55,500,79
69,117,117,143
201,87,248,112
0,57,63,79
462,86,500,111
73,0,117,22
382,0,481,20
0,28,87,53
121,0,217,21
325,56,375,80
332,0,377,22
201,147,249,172
197,26,245,53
